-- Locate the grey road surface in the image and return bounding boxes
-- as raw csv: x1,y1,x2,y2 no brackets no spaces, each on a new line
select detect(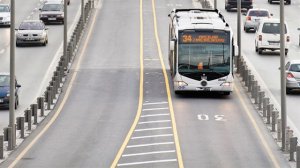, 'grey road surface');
0,0,292,168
